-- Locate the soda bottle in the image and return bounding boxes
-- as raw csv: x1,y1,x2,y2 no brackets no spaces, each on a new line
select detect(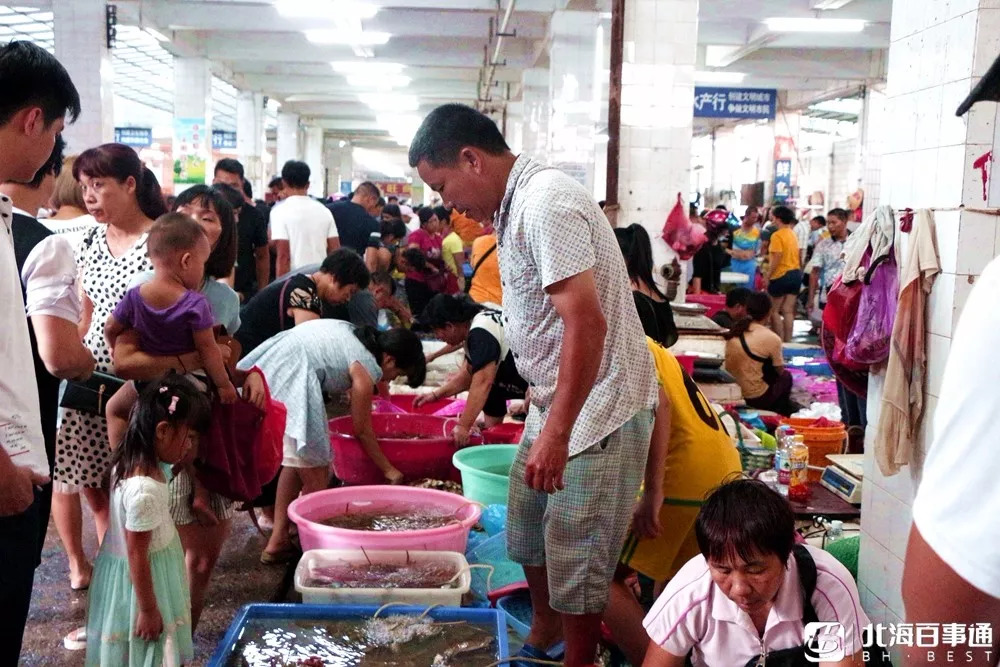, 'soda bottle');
788,435,810,501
